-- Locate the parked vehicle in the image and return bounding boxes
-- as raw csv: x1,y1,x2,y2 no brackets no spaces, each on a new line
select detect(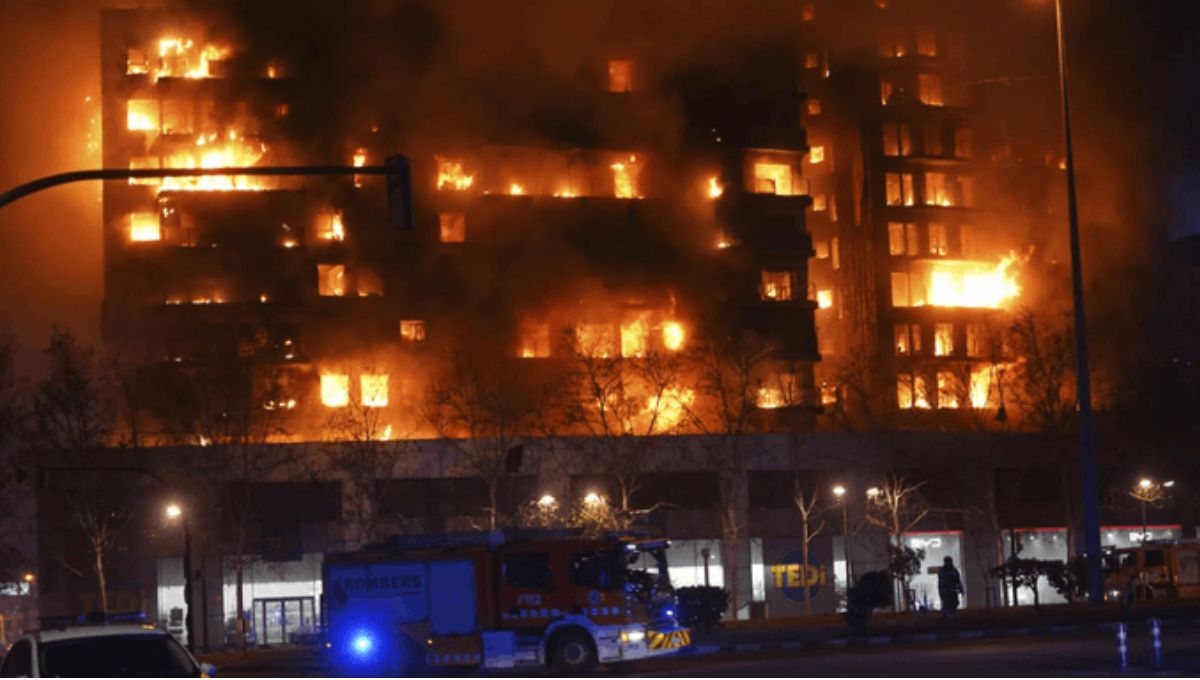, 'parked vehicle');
321,528,691,675
1103,539,1200,601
